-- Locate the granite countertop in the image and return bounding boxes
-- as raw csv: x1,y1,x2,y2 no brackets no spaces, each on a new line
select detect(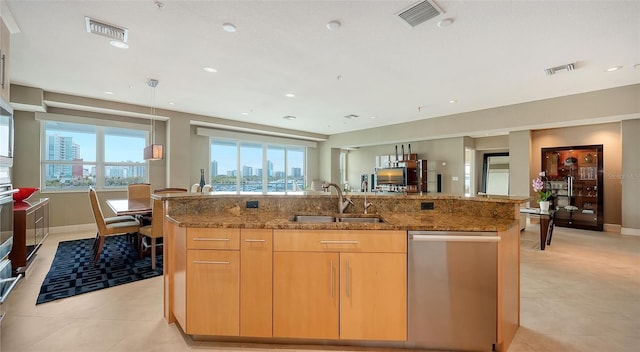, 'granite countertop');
167,211,517,232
